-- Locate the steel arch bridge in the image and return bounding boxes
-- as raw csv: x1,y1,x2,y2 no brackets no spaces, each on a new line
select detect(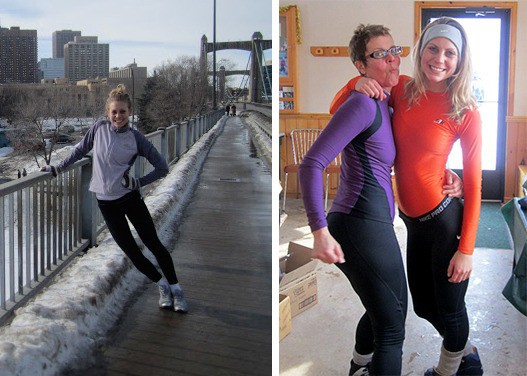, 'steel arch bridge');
200,32,272,103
